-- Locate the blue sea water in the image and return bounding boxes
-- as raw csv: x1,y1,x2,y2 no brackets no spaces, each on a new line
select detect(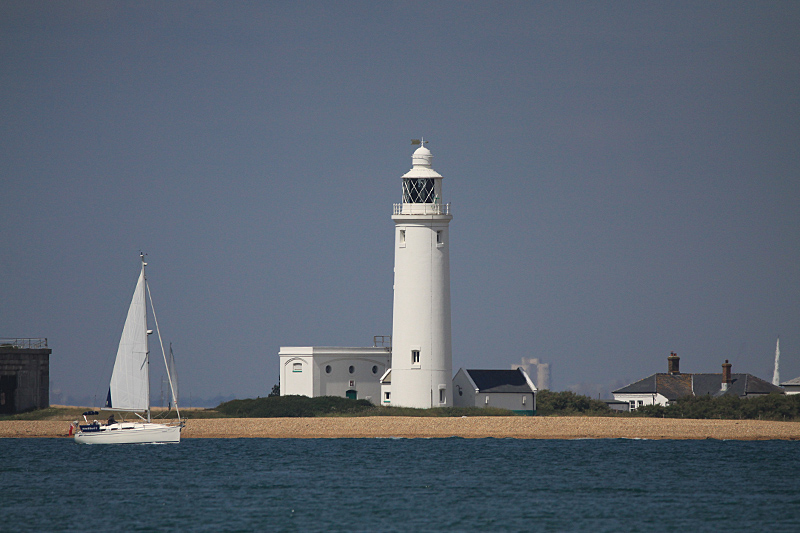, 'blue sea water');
1,438,799,532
